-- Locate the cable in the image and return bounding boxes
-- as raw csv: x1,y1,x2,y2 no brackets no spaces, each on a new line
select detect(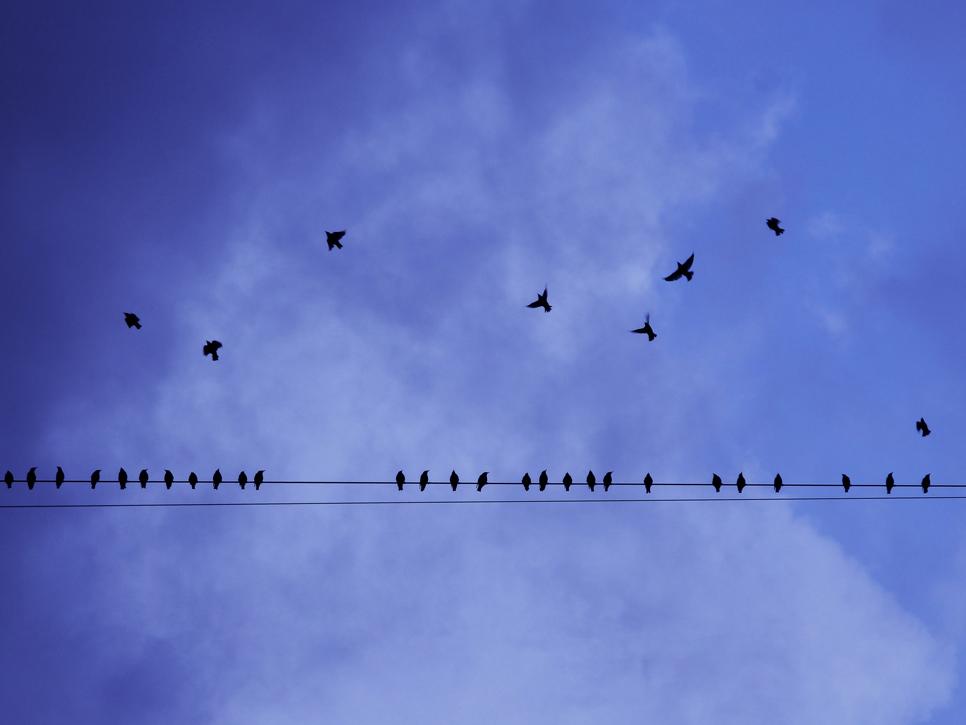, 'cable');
3,479,958,488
